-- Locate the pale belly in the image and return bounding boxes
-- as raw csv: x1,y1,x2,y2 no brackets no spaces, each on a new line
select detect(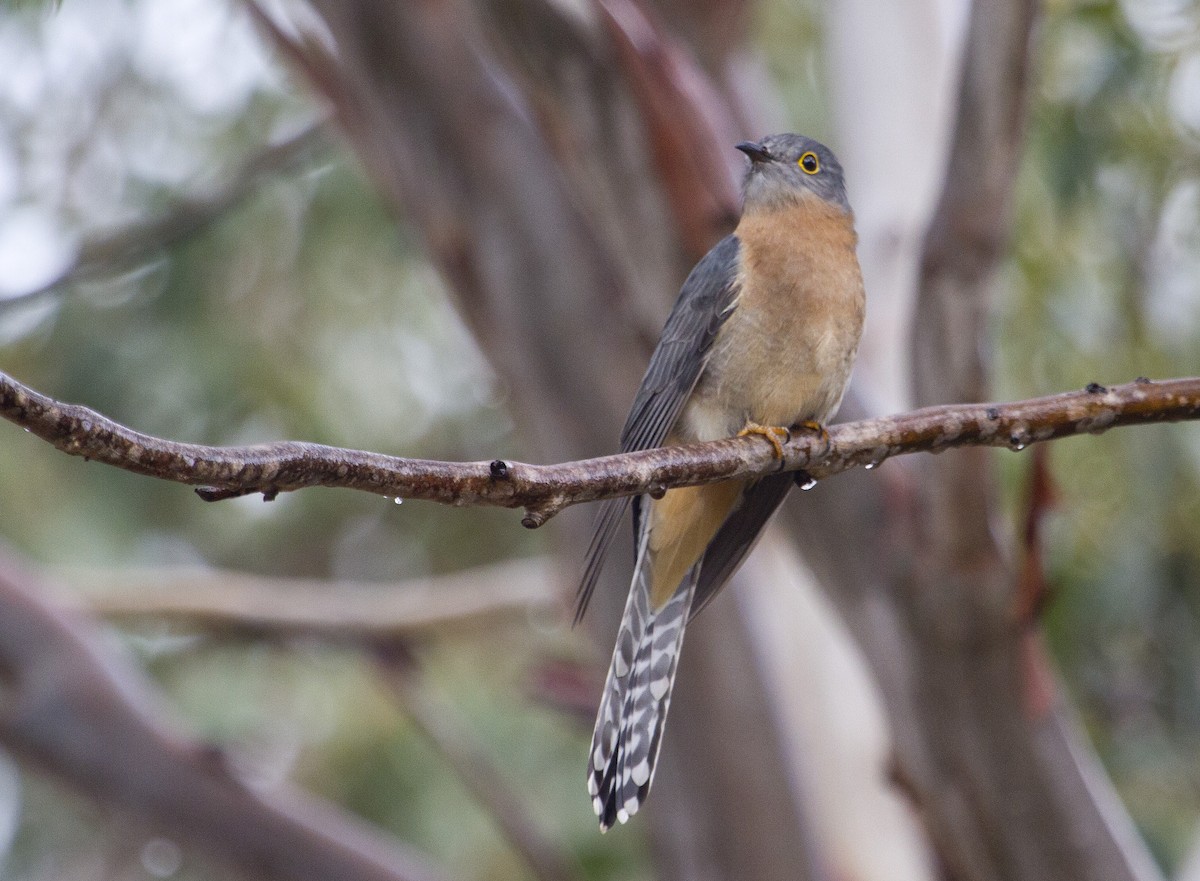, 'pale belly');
677,291,861,443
